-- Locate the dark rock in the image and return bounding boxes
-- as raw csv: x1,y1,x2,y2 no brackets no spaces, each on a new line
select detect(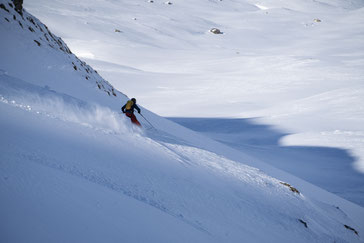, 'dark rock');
210,28,223,34
299,219,308,228
4,17,9,22
27,16,37,27
280,182,300,194
344,225,359,235
28,26,35,32
34,40,41,46
0,3,10,12
12,0,23,14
